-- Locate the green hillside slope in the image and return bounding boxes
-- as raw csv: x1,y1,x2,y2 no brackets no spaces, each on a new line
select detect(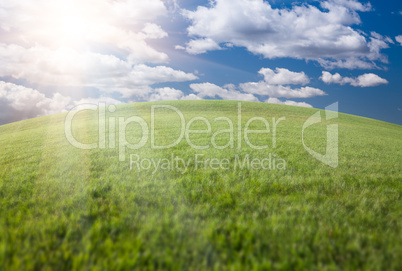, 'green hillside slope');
0,100,401,270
